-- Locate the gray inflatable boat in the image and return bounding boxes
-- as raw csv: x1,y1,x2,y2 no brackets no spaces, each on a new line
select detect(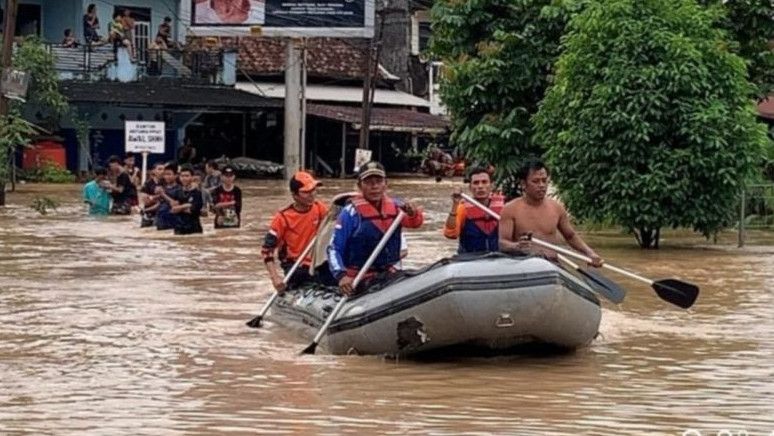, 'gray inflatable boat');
271,253,601,356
